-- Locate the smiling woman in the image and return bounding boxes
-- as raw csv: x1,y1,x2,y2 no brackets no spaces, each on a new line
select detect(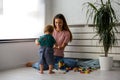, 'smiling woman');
0,0,45,40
